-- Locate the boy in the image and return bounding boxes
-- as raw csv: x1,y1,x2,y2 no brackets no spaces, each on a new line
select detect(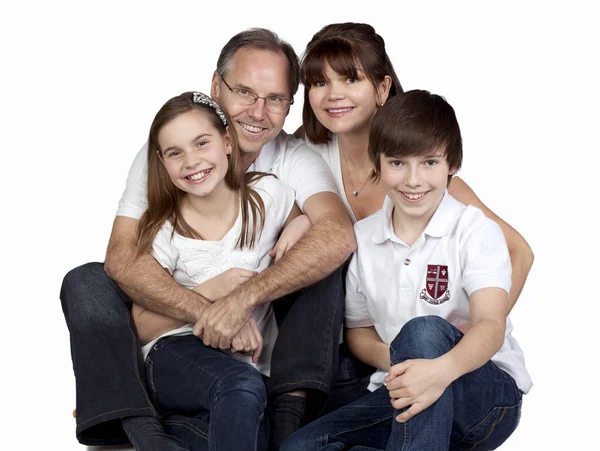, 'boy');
282,90,532,450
